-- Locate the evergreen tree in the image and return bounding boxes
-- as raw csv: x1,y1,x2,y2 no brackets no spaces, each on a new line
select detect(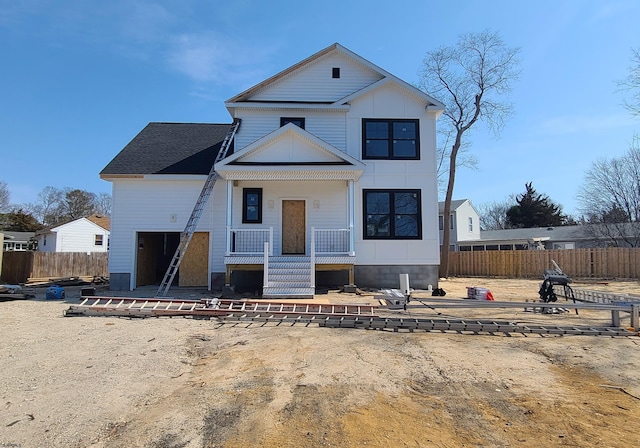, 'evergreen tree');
506,182,566,228
0,209,44,232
